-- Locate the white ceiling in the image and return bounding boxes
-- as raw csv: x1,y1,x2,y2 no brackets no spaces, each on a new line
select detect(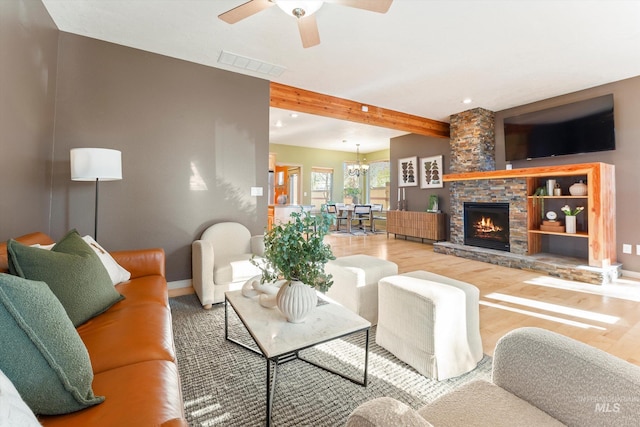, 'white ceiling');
41,0,640,153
